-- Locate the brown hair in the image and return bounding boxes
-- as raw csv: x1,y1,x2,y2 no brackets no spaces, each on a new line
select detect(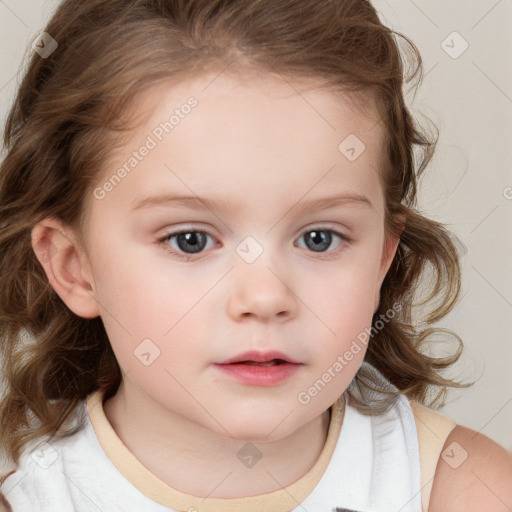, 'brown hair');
0,0,472,467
